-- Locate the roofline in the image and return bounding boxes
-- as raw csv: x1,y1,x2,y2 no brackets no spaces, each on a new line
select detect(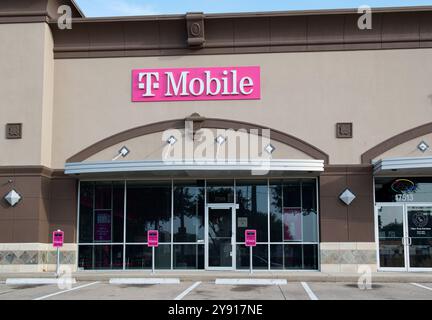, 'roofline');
67,5,432,22
70,0,85,18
